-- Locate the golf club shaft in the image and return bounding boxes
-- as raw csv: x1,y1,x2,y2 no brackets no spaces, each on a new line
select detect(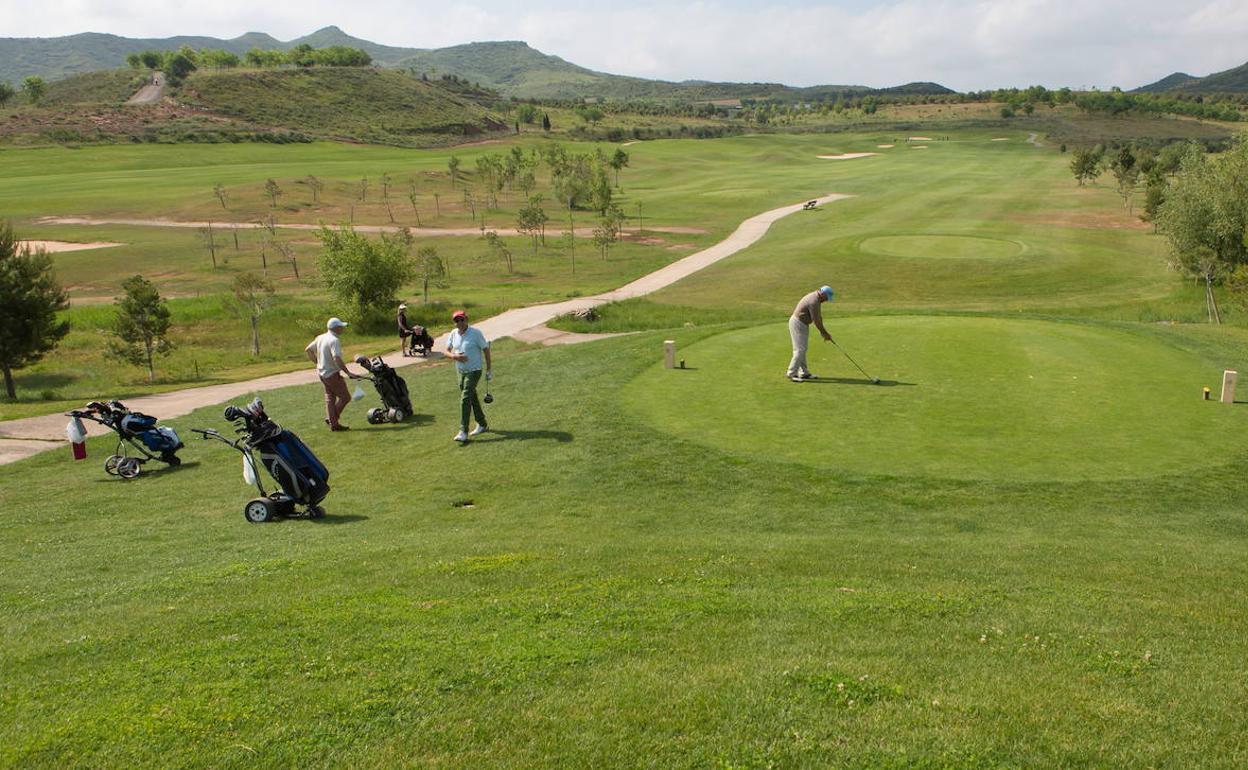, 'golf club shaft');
832,341,877,382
